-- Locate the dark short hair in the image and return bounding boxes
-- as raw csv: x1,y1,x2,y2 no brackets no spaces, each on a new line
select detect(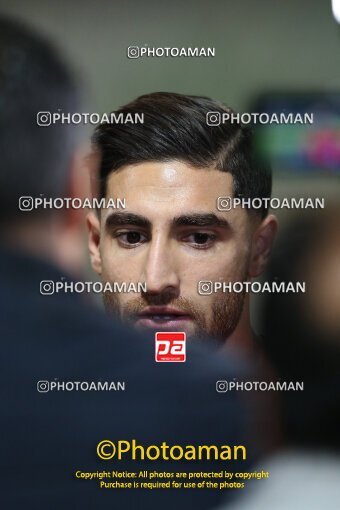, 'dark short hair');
92,92,272,218
0,16,80,221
